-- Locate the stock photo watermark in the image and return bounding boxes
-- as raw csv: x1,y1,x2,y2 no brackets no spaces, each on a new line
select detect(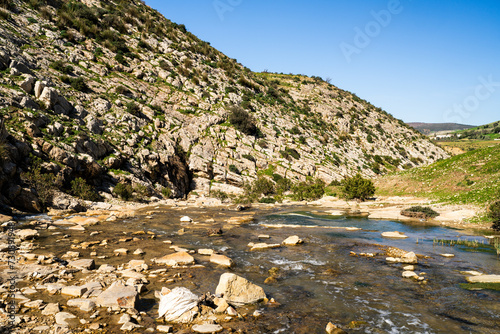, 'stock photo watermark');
5,220,18,329
340,0,404,63
213,0,243,21
443,75,500,123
